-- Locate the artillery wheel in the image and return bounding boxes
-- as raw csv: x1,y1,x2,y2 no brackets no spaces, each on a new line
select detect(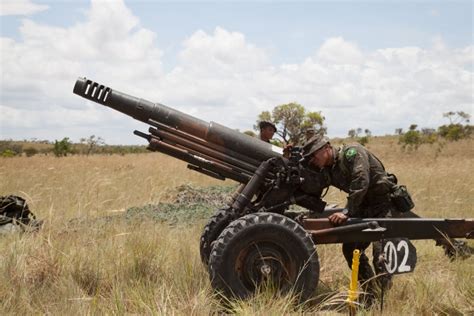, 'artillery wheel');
209,212,319,301
199,207,236,266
